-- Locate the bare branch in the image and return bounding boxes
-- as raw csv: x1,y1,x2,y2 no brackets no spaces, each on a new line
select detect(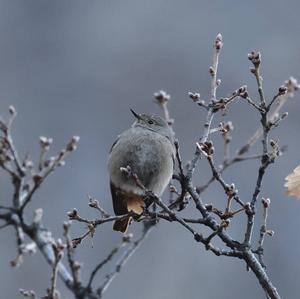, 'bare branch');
187,33,223,180
253,198,274,268
87,235,132,290
154,90,174,131
48,240,65,299
20,136,80,212
97,224,153,298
